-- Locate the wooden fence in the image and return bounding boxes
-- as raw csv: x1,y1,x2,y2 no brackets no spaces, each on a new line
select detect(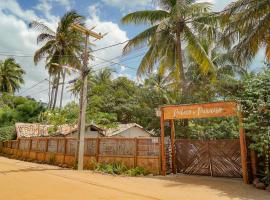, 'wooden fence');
0,137,160,174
